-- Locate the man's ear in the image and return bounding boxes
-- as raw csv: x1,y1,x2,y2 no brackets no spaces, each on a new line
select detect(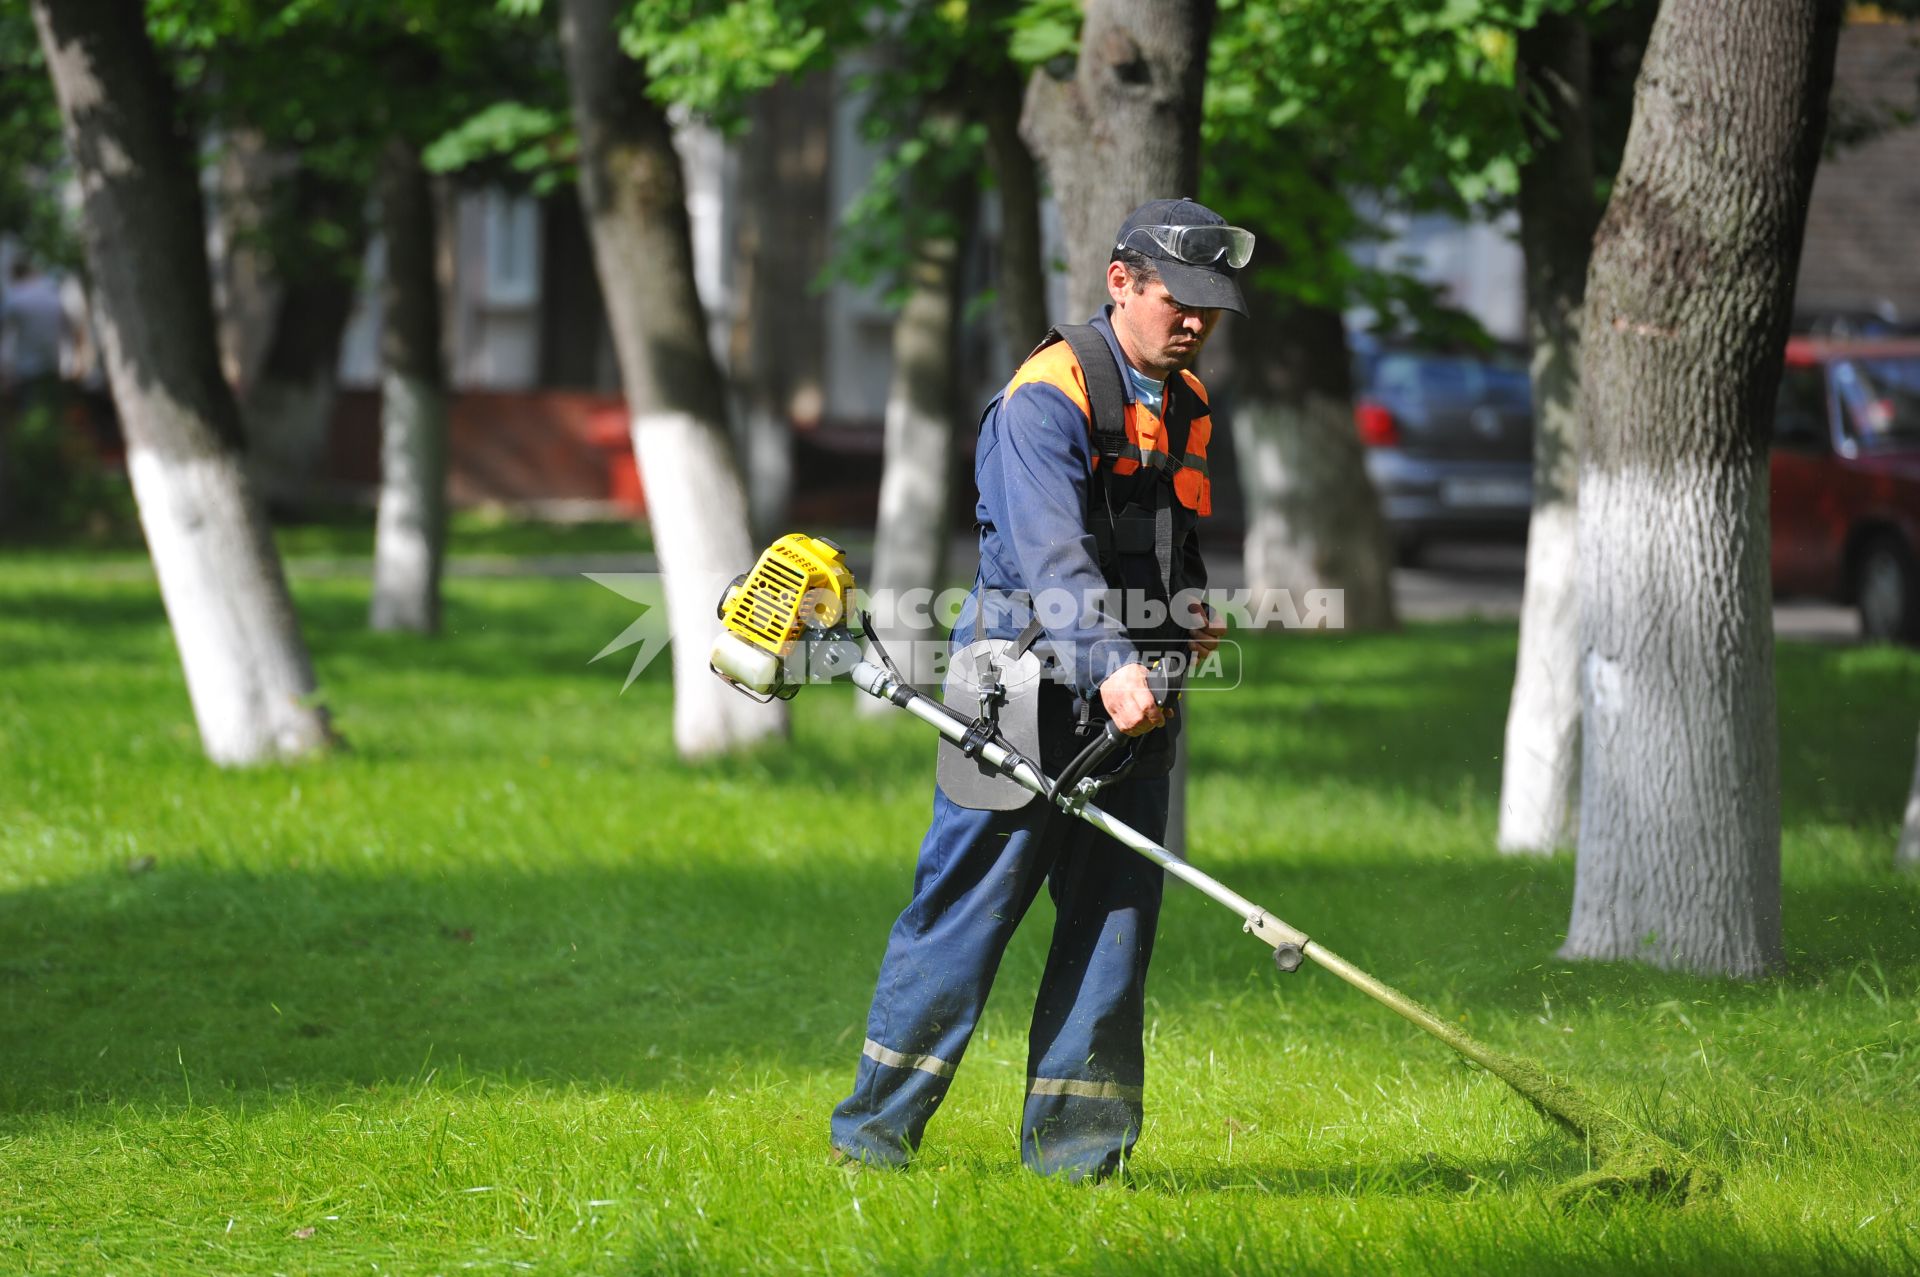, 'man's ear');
1105,260,1131,305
